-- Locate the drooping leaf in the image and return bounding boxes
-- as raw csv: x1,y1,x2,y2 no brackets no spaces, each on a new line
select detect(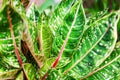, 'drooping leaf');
61,12,119,79
81,42,120,80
